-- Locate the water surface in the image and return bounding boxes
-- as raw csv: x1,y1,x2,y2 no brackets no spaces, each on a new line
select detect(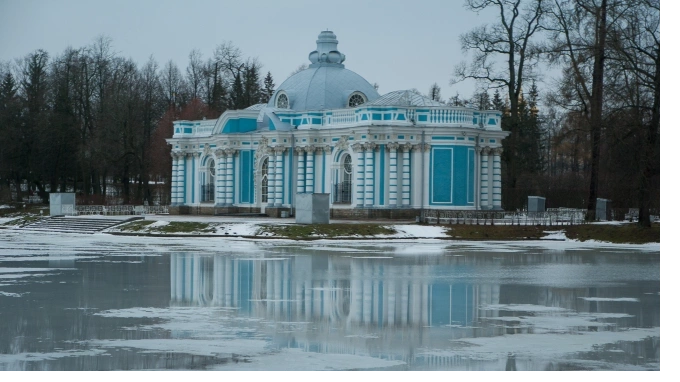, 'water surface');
0,232,660,370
